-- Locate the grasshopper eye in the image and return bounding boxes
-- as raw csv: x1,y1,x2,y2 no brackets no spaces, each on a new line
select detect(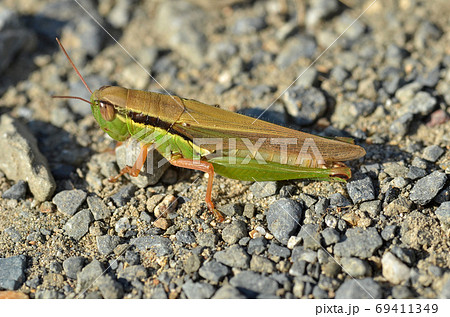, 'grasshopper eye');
99,101,116,121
